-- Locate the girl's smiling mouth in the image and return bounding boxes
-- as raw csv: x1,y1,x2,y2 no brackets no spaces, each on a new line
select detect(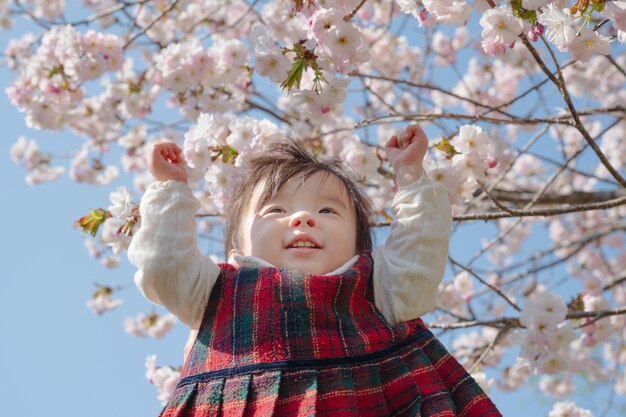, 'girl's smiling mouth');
286,235,321,249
